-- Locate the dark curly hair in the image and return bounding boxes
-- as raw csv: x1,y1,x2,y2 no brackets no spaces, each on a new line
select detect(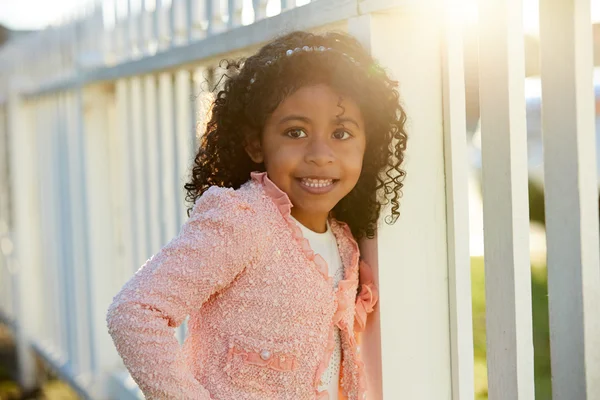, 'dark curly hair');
184,30,407,239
